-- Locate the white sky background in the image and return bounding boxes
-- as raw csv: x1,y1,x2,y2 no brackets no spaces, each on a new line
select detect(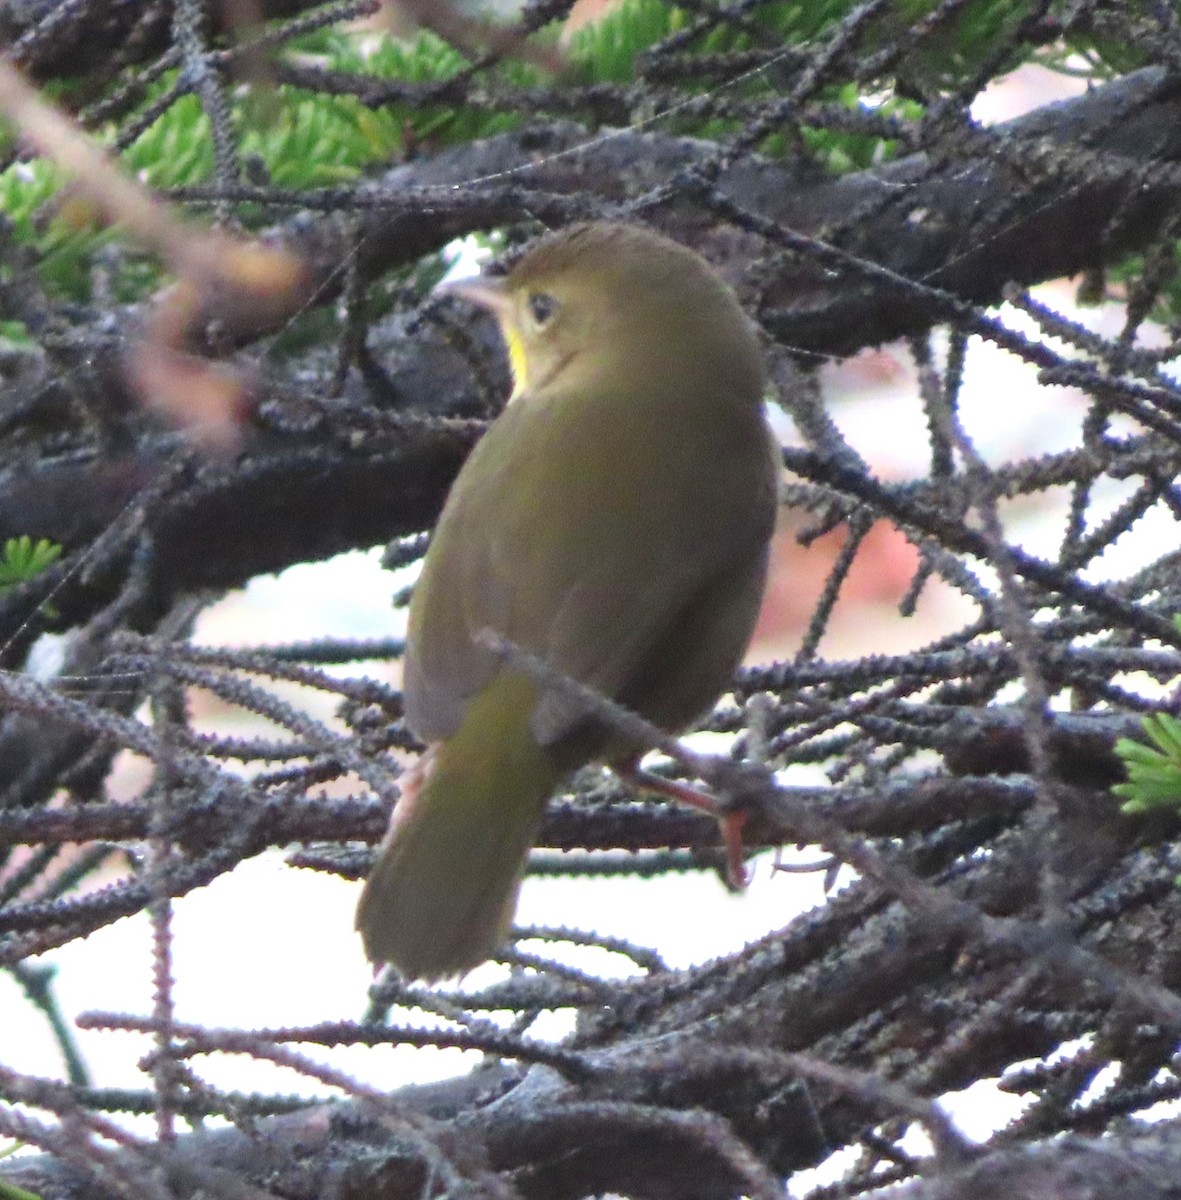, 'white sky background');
4,59,1169,1166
